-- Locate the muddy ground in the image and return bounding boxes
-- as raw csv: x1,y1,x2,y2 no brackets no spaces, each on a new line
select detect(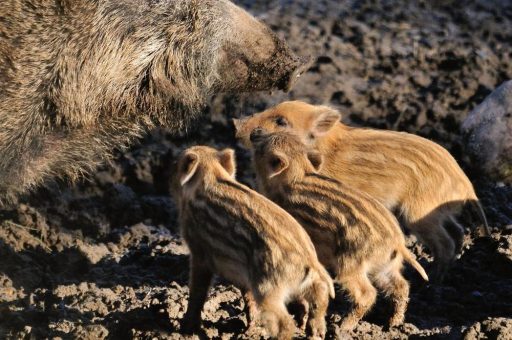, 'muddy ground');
1,0,512,339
